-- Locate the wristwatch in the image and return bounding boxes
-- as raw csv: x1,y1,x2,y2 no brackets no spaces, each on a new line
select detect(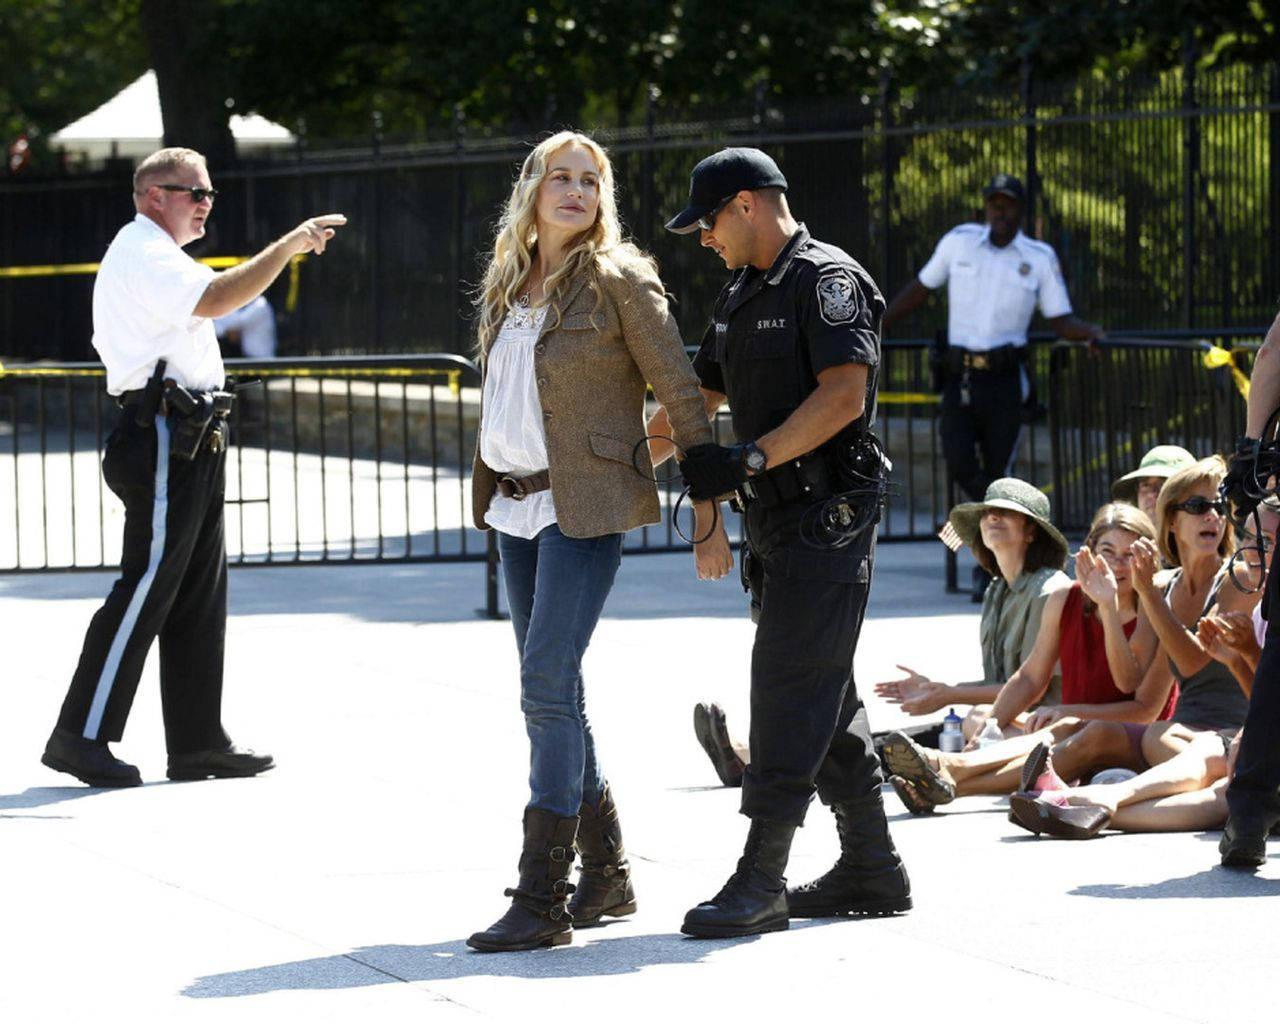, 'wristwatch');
741,441,768,476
